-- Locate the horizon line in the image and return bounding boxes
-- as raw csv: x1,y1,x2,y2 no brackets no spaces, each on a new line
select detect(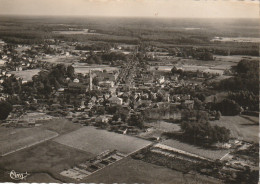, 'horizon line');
0,14,259,19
